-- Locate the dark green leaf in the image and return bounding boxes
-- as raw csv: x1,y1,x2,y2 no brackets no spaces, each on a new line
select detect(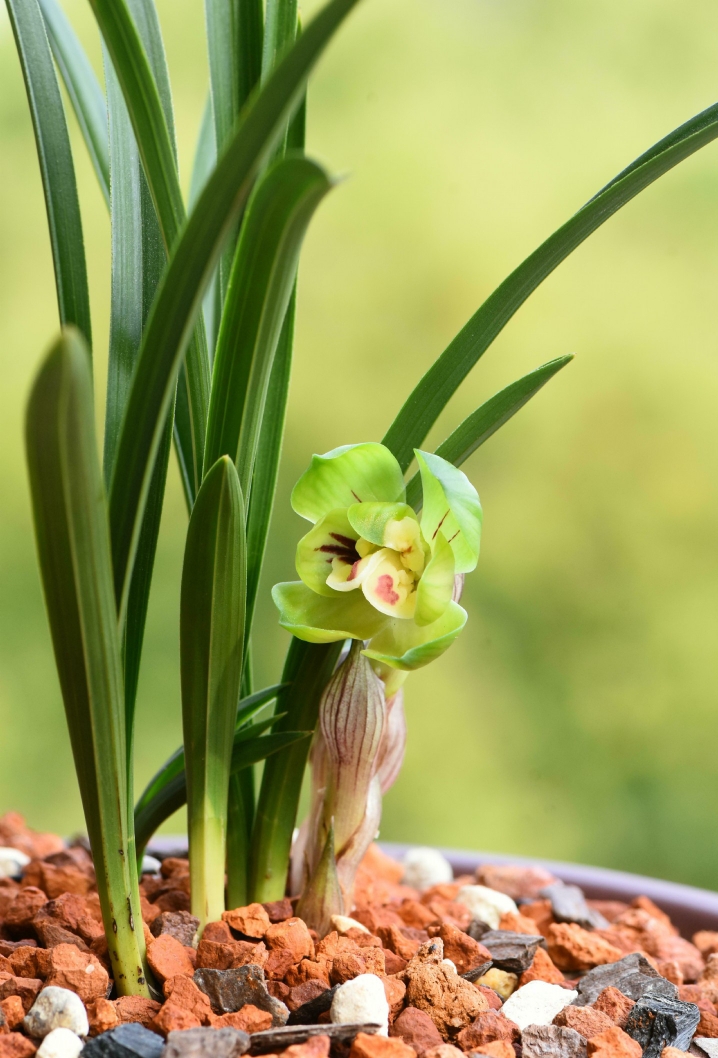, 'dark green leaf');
405,354,574,510
91,0,209,505
37,0,110,205
108,0,362,618
205,0,263,305
382,101,718,471
25,330,147,995
204,155,333,494
5,0,92,349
